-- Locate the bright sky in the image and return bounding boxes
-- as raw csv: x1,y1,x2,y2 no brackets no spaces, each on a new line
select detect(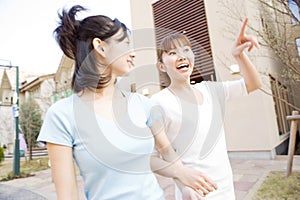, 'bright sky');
0,0,132,75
